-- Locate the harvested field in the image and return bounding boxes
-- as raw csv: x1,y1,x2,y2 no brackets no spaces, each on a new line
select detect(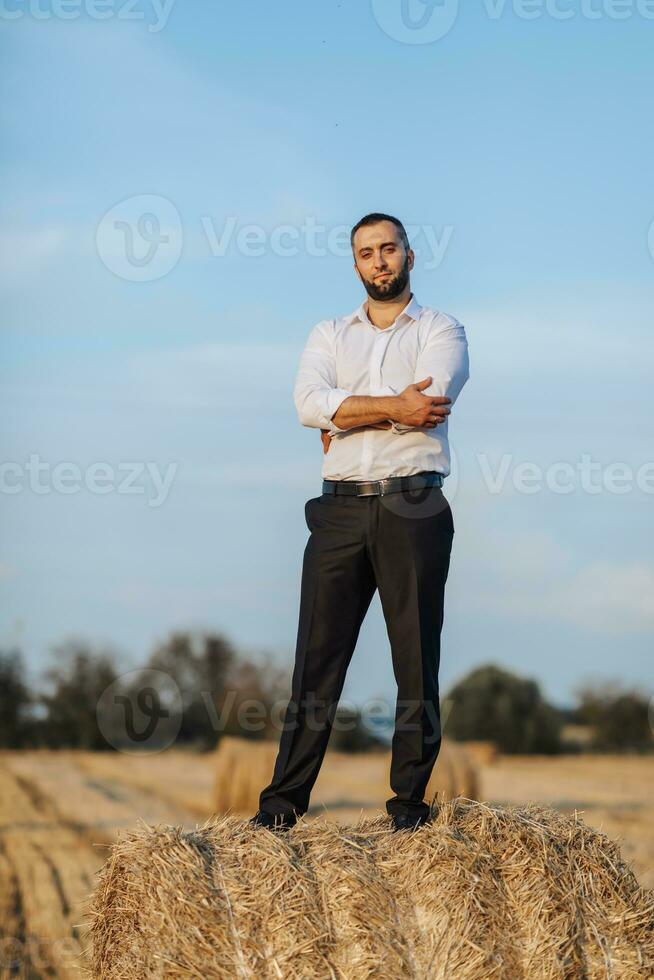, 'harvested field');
0,751,203,979
212,736,480,817
0,759,101,978
1,749,653,978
